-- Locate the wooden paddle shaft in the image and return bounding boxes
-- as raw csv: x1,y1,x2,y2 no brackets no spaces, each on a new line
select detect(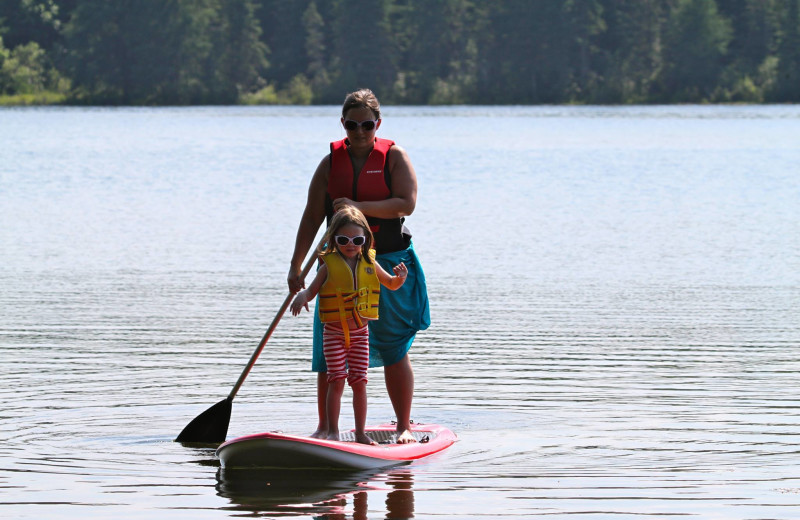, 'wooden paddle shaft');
227,250,319,401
